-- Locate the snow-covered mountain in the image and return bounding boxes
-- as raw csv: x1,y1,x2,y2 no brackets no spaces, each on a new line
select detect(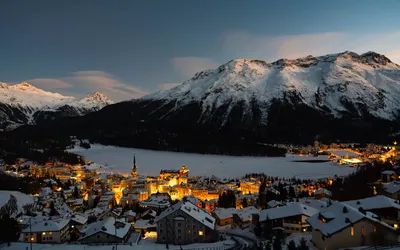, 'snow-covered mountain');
10,51,400,154
0,82,113,130
143,51,400,126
